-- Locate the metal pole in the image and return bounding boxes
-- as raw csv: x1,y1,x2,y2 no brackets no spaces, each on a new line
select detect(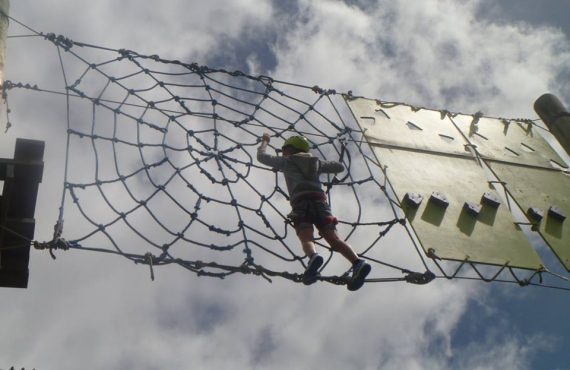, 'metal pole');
0,0,9,88
534,93,570,158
